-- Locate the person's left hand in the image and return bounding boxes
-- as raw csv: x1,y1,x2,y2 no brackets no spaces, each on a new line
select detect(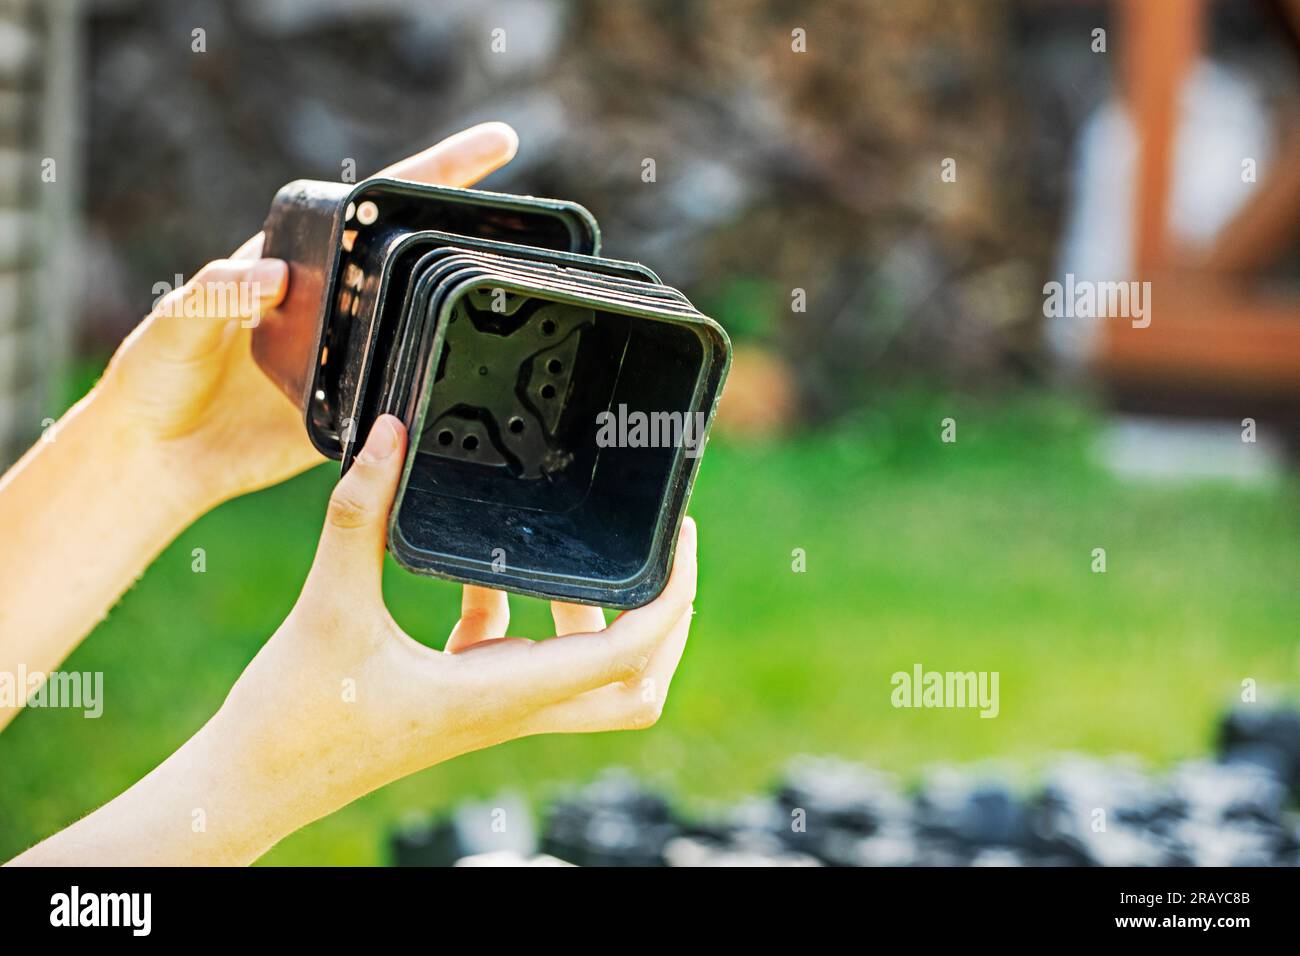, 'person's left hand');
197,414,698,859
5,412,698,865
98,123,520,512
